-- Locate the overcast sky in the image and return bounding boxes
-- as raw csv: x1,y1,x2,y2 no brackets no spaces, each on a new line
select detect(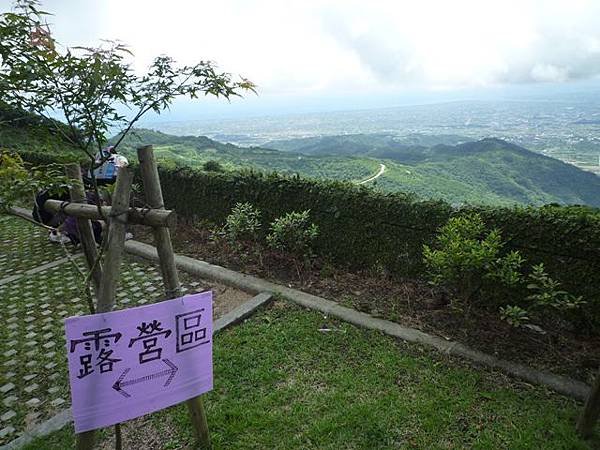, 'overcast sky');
6,0,600,117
